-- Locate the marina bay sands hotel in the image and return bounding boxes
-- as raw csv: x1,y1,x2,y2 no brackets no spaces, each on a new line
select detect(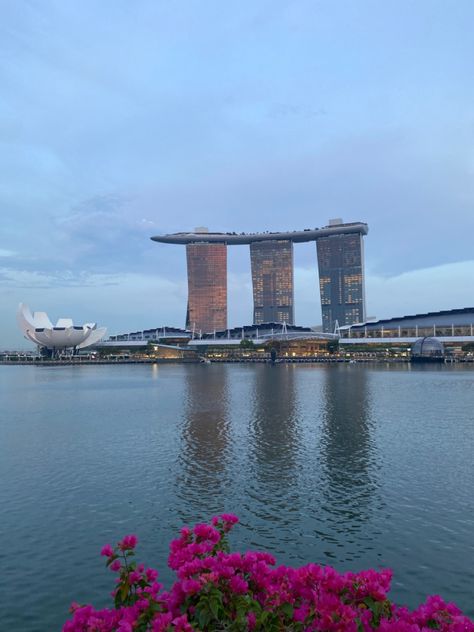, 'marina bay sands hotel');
151,219,368,334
